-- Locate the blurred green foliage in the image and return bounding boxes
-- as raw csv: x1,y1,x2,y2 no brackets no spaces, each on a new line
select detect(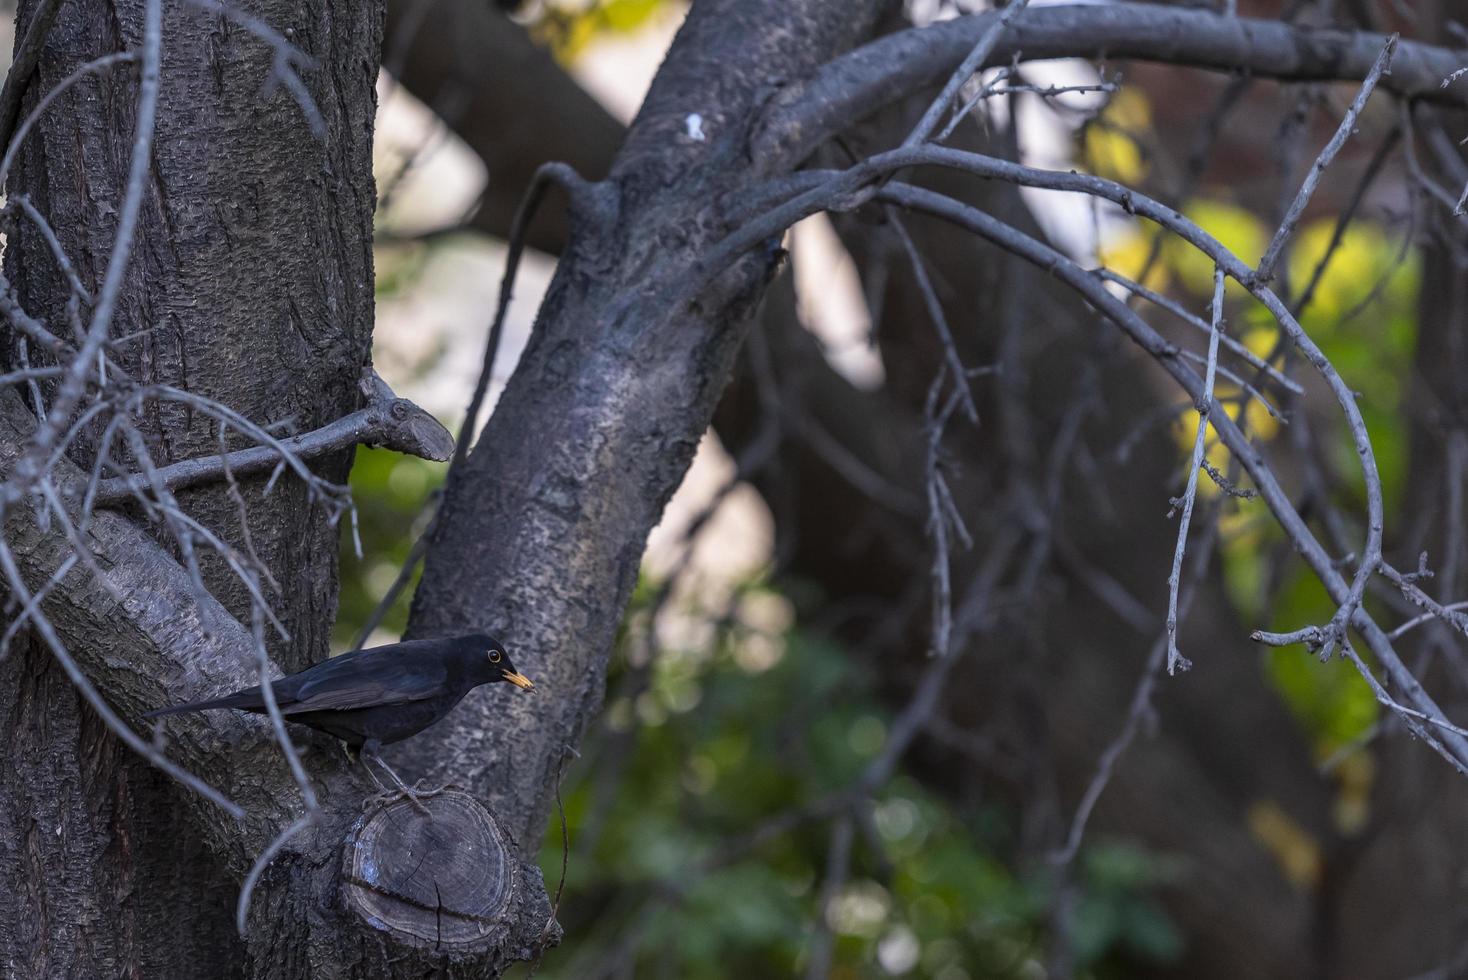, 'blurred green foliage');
516,584,1184,978
337,510,1186,975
